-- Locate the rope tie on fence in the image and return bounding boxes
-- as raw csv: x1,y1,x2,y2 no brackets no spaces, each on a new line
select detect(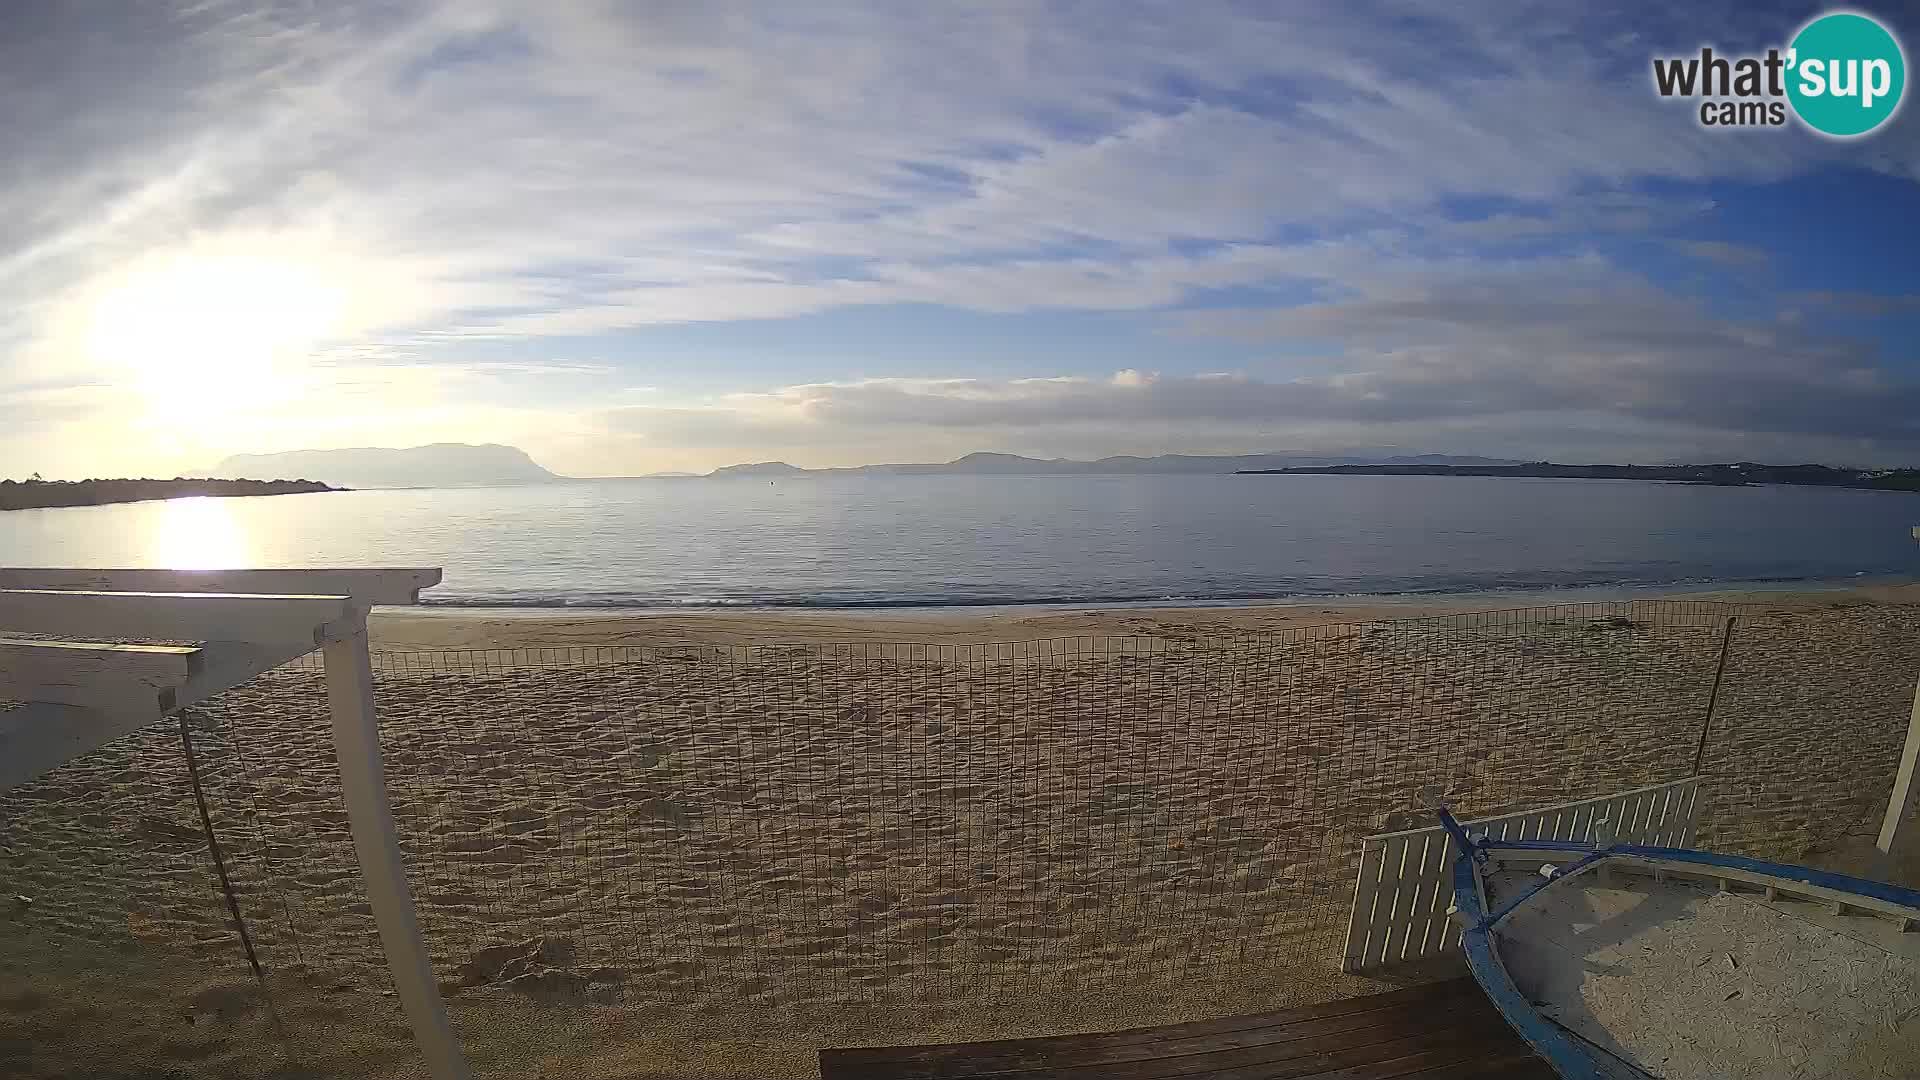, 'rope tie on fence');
179,709,265,980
